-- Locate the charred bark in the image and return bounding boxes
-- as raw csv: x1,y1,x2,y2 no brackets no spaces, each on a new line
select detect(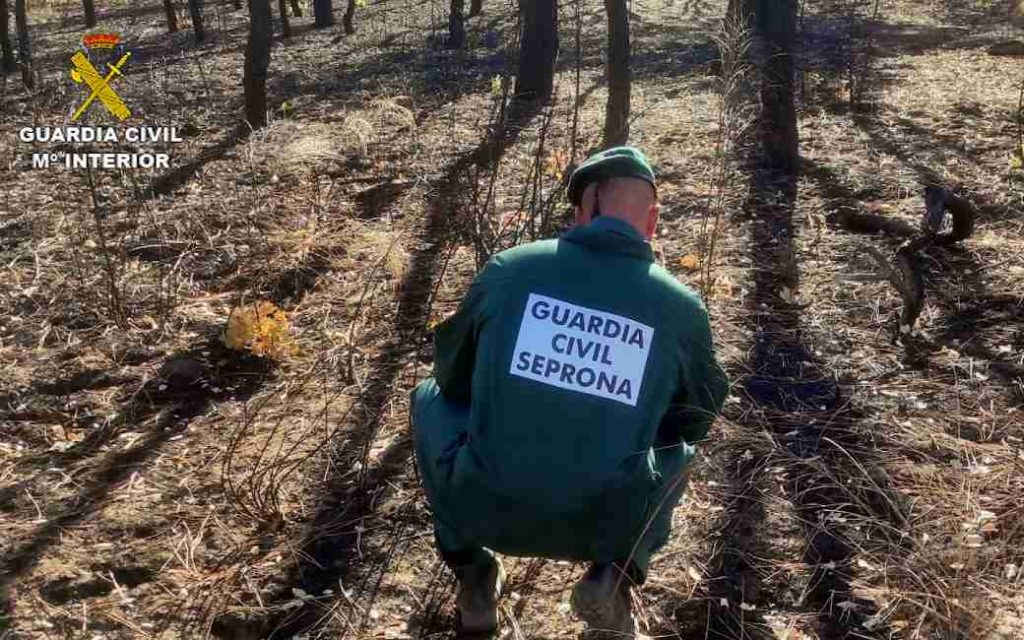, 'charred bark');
313,0,332,27
244,0,272,128
755,0,798,175
1,0,15,73
603,0,630,147
342,0,355,34
188,0,204,41
515,0,558,104
83,0,96,27
163,0,179,32
448,0,465,47
14,0,30,88
278,0,290,37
